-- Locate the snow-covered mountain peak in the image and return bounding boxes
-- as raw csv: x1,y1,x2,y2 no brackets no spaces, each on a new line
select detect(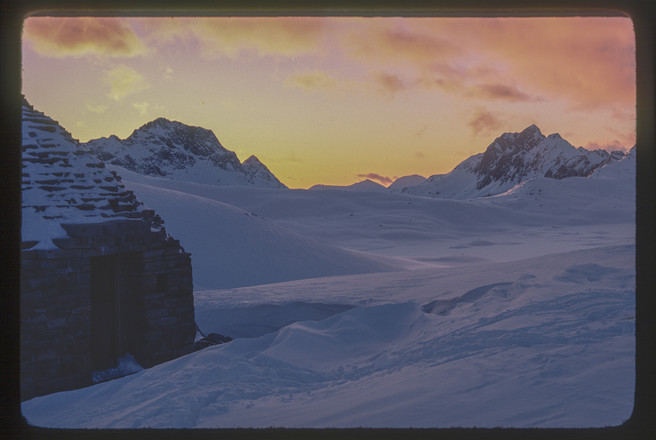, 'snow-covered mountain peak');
486,125,546,154
136,117,215,138
241,155,287,188
520,123,544,140
524,123,541,133
141,116,173,128
125,118,230,158
243,155,263,166
84,119,286,188
401,125,629,199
